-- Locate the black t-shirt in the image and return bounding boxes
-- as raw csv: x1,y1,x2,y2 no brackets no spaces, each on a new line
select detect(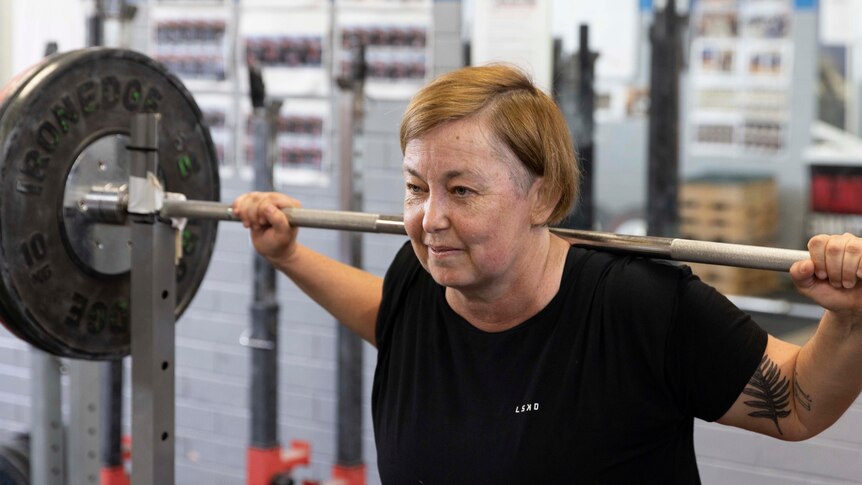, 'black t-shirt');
372,242,767,484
